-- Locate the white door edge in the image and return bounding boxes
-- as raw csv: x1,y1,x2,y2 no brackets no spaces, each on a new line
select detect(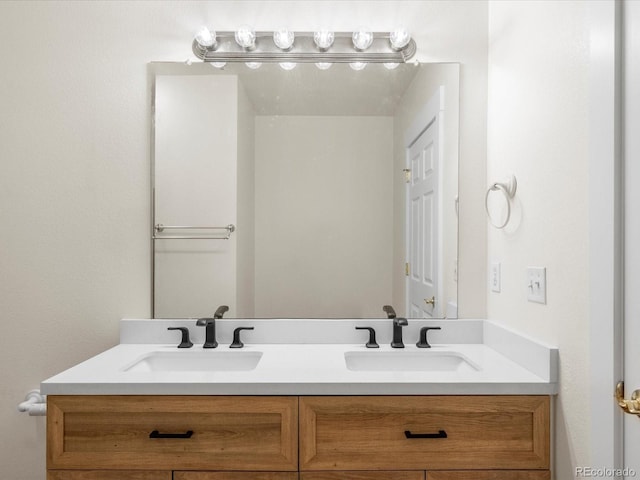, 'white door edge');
588,0,624,469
